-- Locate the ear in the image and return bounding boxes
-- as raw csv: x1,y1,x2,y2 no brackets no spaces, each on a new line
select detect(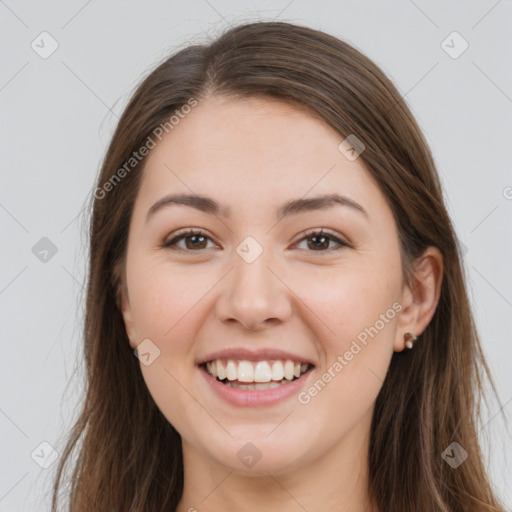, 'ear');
394,246,443,352
113,262,138,350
